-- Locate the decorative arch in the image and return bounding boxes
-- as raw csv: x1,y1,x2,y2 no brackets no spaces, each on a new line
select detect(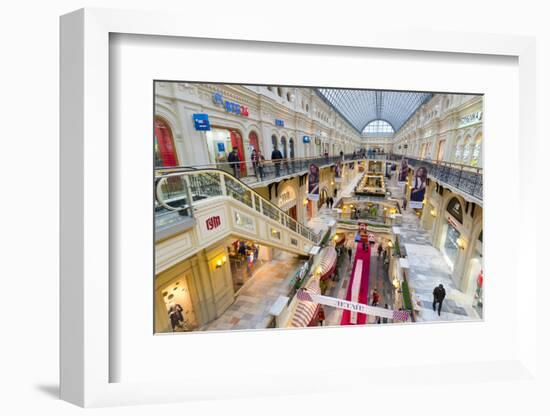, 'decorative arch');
280,136,288,158
446,196,464,224
248,130,260,153
154,116,178,167
462,134,473,164
271,134,278,150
